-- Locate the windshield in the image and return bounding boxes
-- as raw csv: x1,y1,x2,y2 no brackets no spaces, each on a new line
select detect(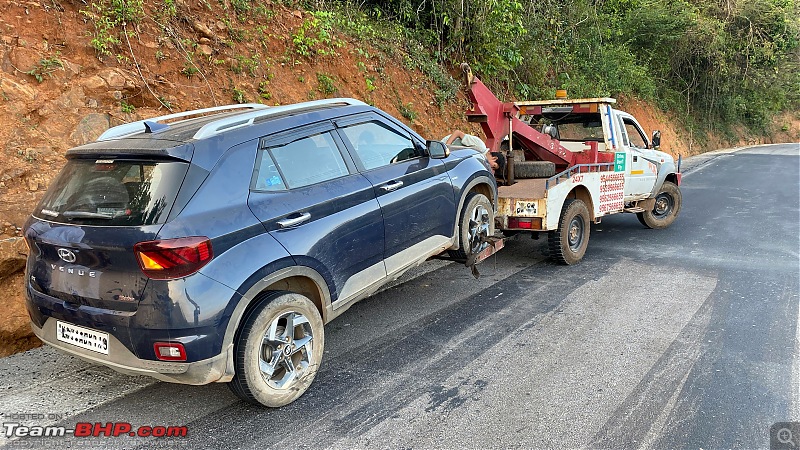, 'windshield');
34,159,189,226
